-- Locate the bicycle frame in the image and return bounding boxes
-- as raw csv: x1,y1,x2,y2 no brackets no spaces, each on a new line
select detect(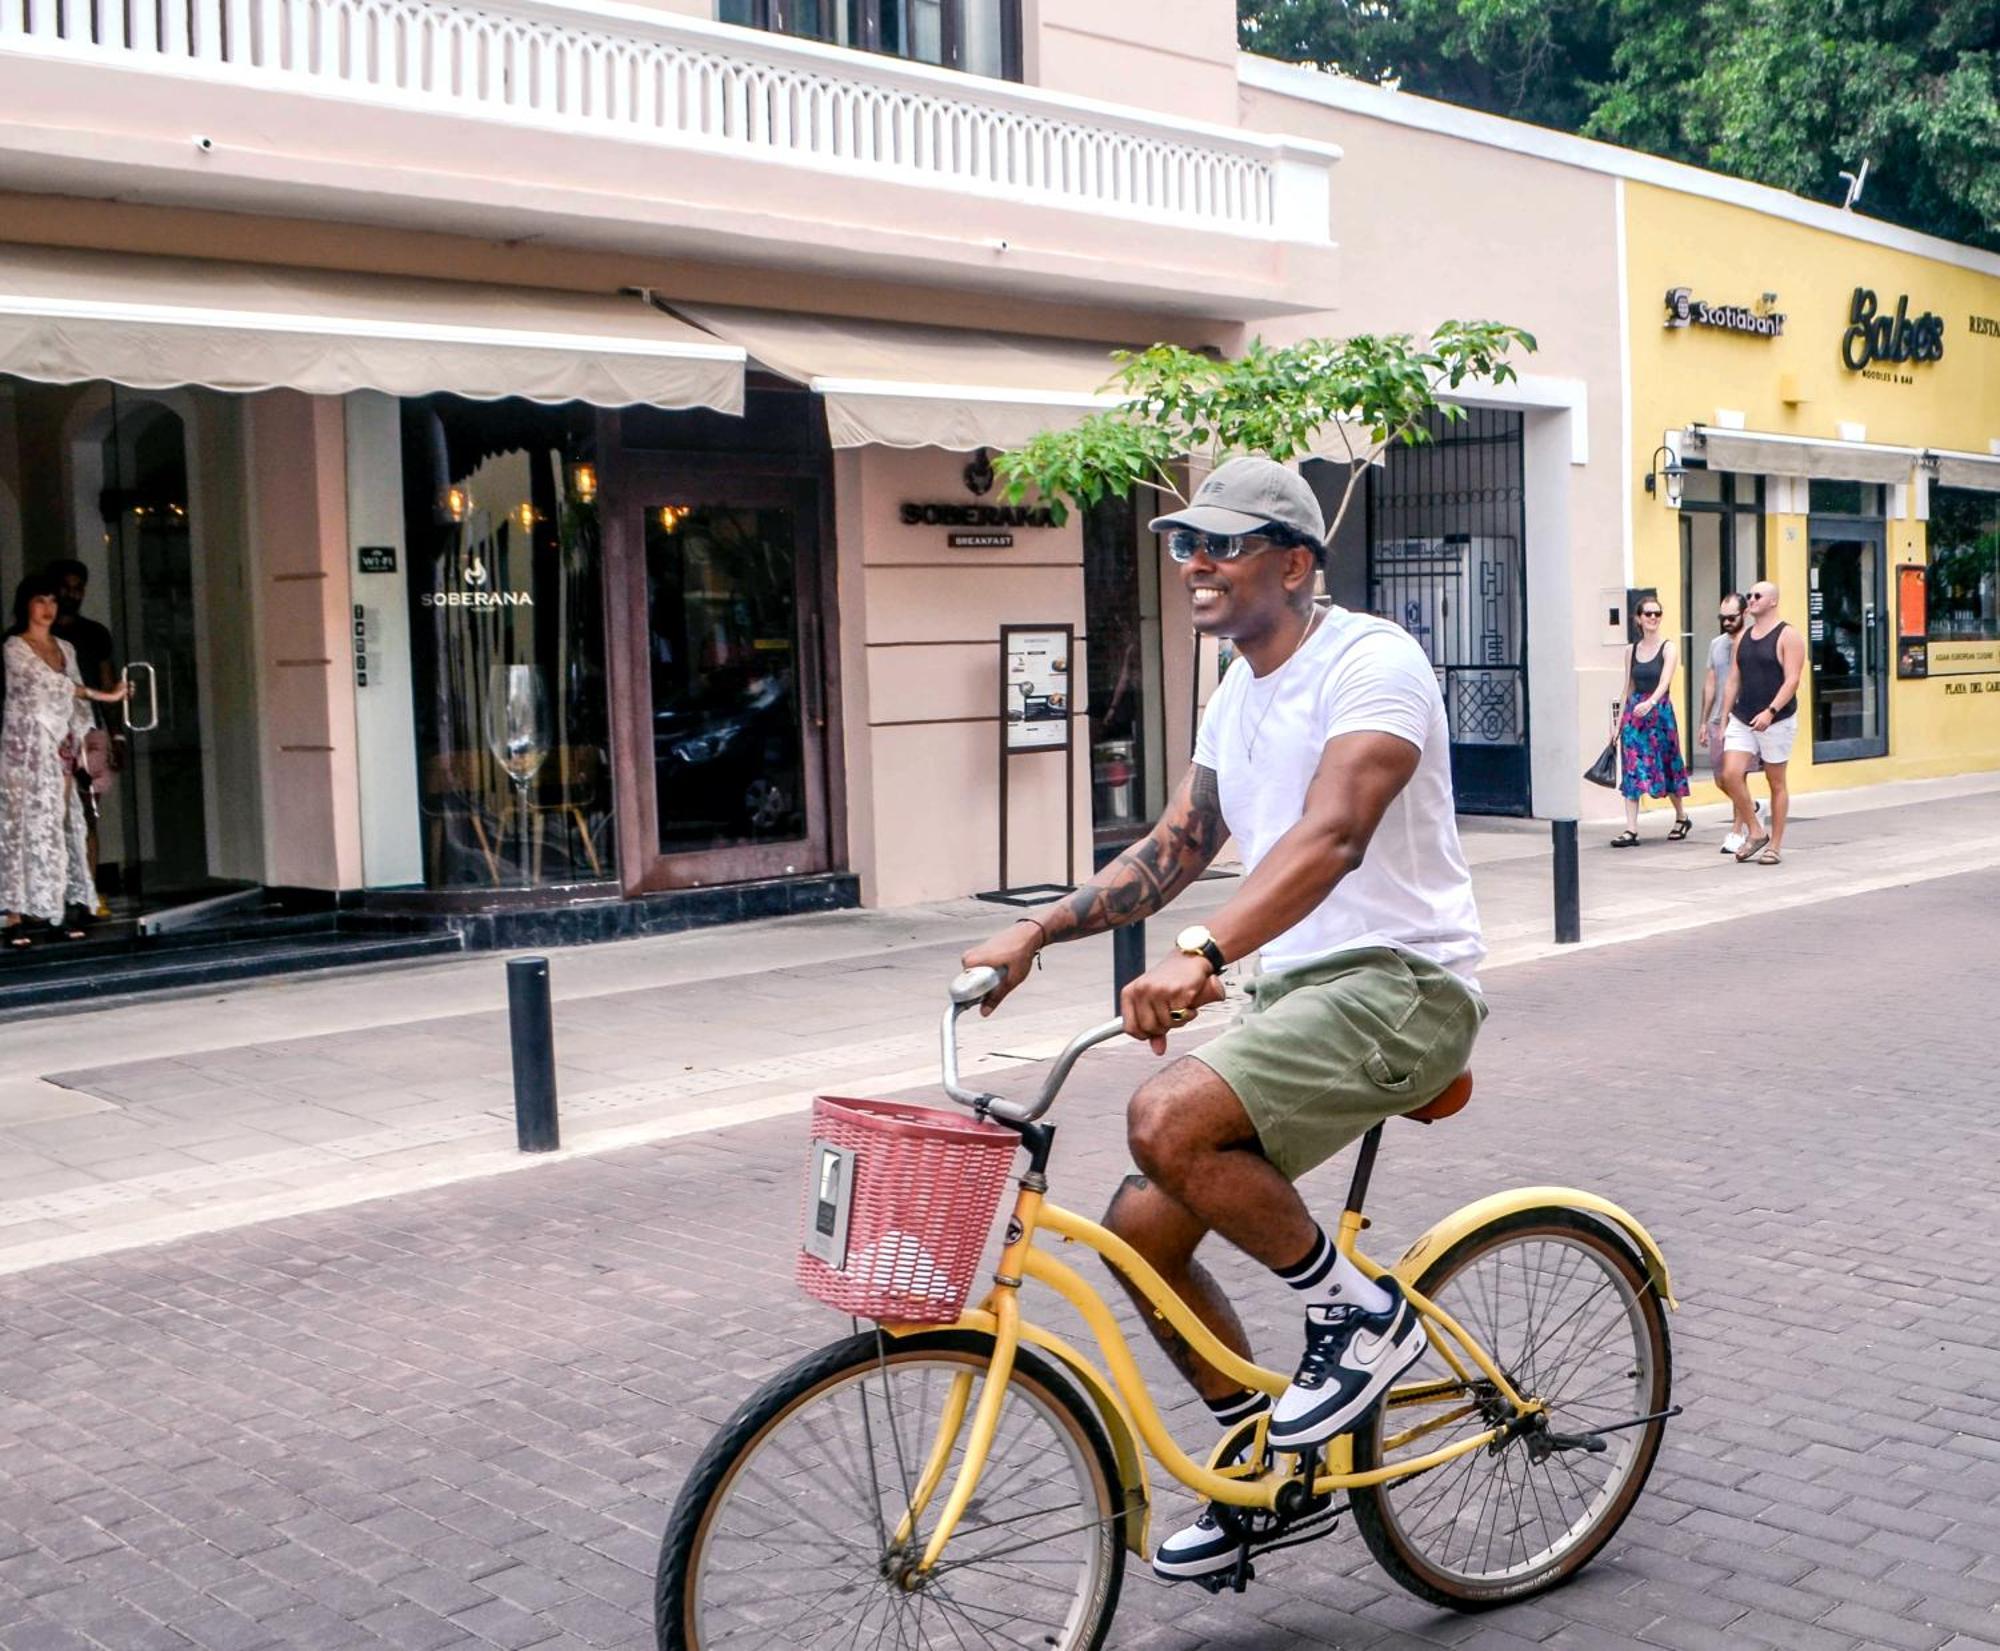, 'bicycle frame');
890,970,1679,1576
889,1177,1536,1575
